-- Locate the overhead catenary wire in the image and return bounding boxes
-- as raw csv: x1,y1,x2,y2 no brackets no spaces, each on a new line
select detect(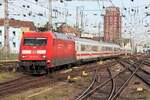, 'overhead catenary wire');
118,0,150,34
1,0,150,34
